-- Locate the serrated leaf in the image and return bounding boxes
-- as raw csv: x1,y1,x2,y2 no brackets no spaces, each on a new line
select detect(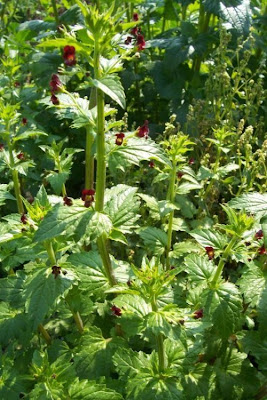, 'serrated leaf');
229,192,267,214
68,378,123,400
104,185,140,233
46,171,69,195
91,75,125,109
0,303,31,346
183,254,214,284
0,184,16,205
13,130,48,142
139,227,168,255
170,241,200,258
190,229,227,250
203,282,242,338
0,272,26,307
34,203,92,242
113,294,152,317
24,266,75,329
86,212,113,241
237,261,266,307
